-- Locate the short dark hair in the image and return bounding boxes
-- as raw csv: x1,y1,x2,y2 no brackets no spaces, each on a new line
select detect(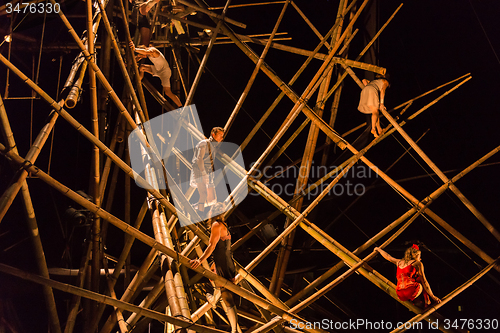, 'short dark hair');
211,127,224,136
